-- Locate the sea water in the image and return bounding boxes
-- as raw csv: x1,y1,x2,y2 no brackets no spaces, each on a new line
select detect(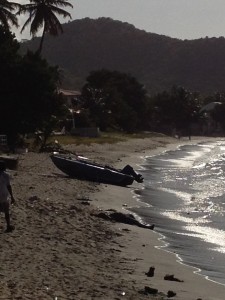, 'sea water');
132,139,225,285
